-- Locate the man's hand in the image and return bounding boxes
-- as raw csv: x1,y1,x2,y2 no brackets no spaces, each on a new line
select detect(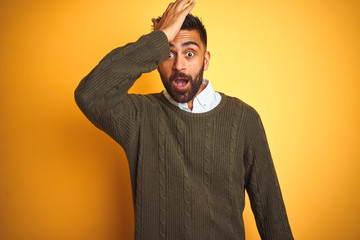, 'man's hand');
152,0,196,42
